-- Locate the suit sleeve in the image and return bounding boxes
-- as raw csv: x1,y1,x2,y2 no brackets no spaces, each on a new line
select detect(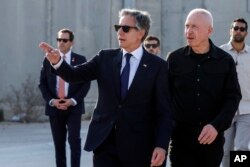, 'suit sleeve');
54,52,101,83
154,61,173,150
70,55,91,103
